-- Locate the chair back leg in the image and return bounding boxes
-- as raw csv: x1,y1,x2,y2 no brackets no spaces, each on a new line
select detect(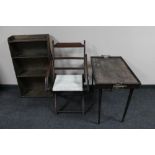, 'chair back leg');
82,94,85,115
54,93,57,114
